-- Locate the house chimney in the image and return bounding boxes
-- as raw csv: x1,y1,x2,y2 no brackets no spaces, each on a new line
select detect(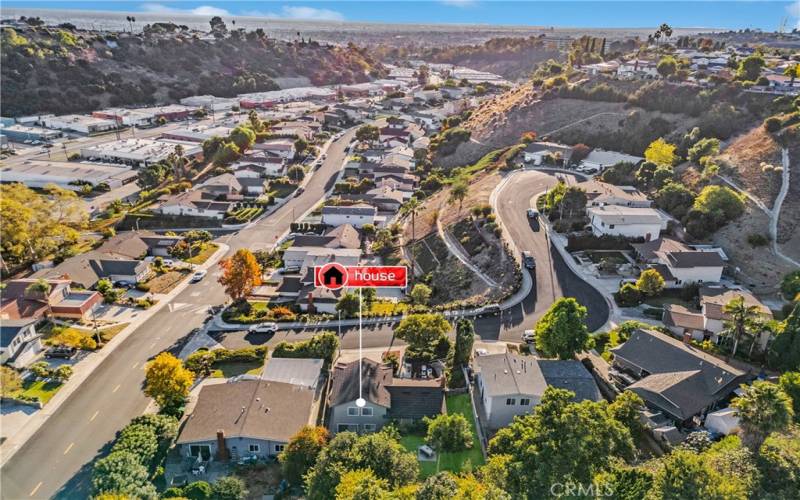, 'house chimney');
216,430,229,461
307,292,315,314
